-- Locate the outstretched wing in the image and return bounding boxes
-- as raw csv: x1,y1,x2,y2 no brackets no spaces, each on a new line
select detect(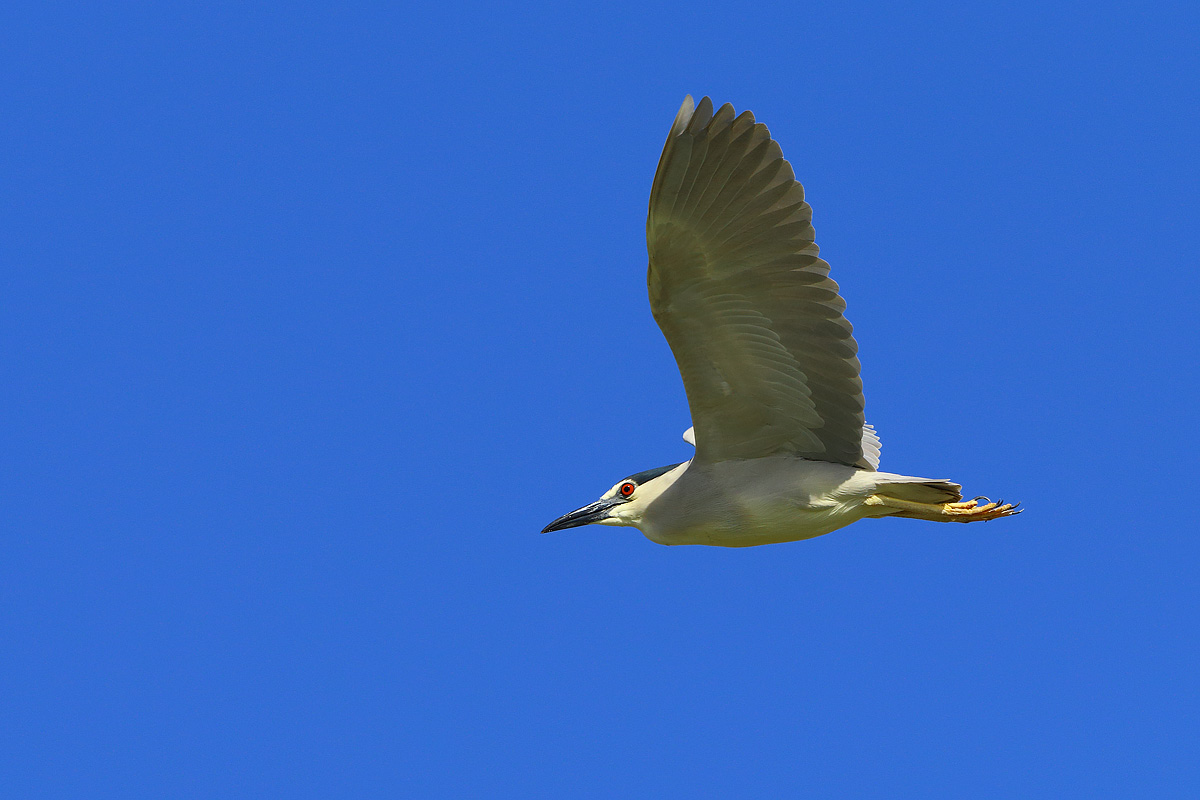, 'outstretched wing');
647,95,867,466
